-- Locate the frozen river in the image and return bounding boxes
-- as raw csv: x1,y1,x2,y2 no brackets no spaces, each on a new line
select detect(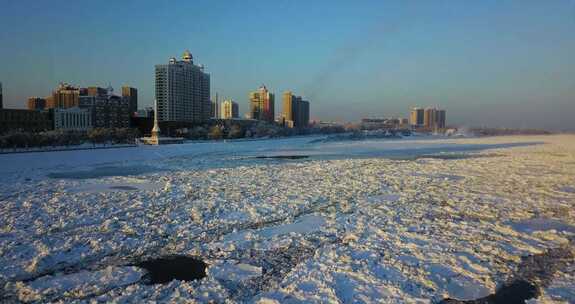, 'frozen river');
0,135,574,303
0,135,542,179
